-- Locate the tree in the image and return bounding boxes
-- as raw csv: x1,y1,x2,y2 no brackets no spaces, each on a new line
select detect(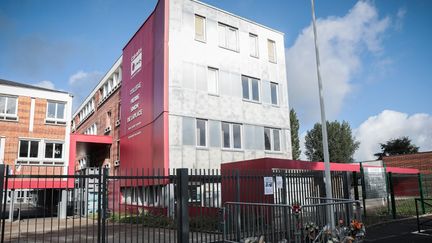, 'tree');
304,121,360,163
374,136,419,158
290,108,301,160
